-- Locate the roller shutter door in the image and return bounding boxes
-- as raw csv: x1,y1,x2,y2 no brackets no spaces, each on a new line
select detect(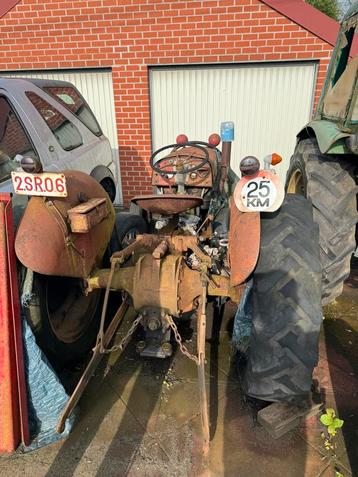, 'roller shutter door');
150,62,317,182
